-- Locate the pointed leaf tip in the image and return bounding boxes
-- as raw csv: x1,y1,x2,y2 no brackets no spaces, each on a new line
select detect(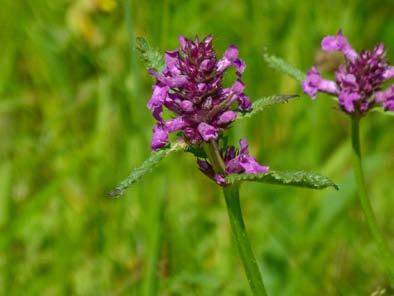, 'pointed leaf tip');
263,52,306,82
106,143,184,198
237,95,298,121
135,37,165,72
